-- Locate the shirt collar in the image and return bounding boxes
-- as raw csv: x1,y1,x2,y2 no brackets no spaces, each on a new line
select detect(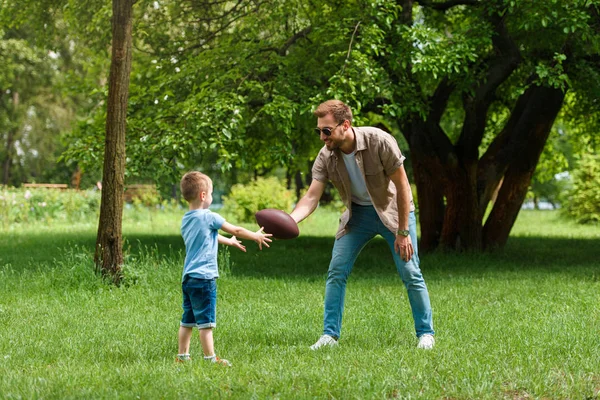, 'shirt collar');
328,127,366,158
